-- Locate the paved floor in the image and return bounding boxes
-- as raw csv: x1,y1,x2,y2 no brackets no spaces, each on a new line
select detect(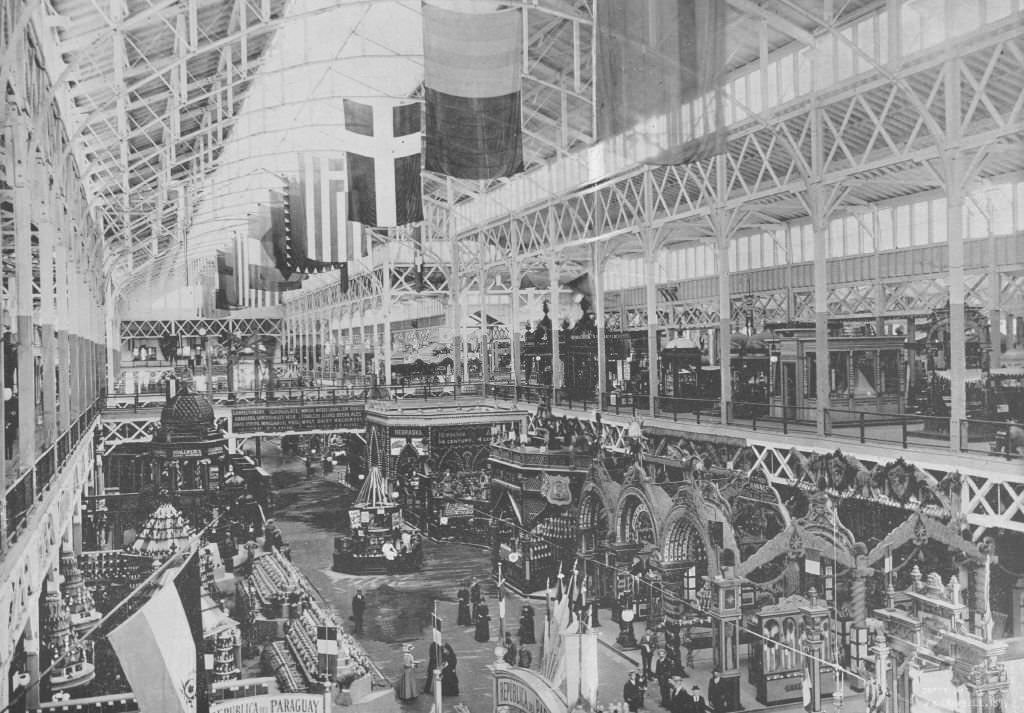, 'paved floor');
265,450,860,713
